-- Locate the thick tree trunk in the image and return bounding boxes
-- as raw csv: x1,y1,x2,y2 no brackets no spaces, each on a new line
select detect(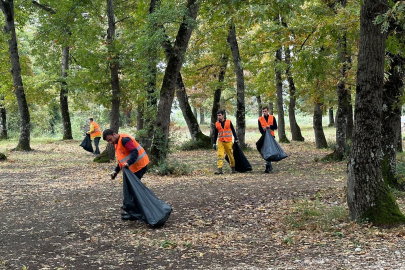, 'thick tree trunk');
0,96,7,139
285,46,304,142
347,0,405,225
328,107,334,127
150,0,198,163
381,53,404,188
256,96,262,117
176,73,210,145
0,0,30,150
60,45,73,140
313,103,328,149
227,22,246,147
275,48,289,143
200,107,205,124
210,55,228,143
